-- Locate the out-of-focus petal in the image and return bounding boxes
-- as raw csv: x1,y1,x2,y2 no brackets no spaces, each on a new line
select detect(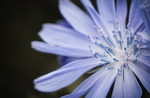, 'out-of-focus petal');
59,0,97,36
96,0,116,20
31,41,92,57
129,62,150,93
116,0,127,29
34,58,102,92
123,68,142,98
61,67,106,98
